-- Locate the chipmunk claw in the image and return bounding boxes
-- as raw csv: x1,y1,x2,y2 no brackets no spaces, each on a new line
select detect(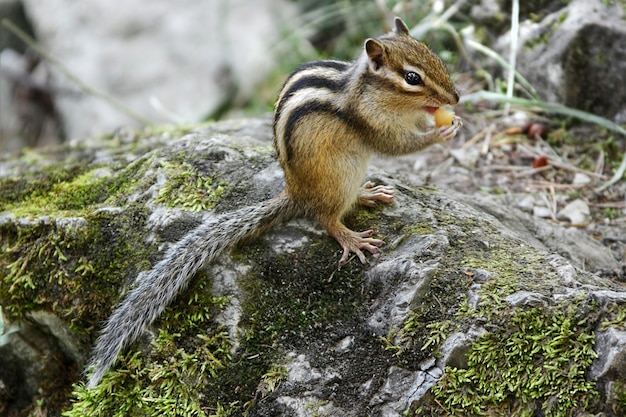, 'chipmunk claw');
328,225,384,266
437,116,463,142
358,181,395,207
